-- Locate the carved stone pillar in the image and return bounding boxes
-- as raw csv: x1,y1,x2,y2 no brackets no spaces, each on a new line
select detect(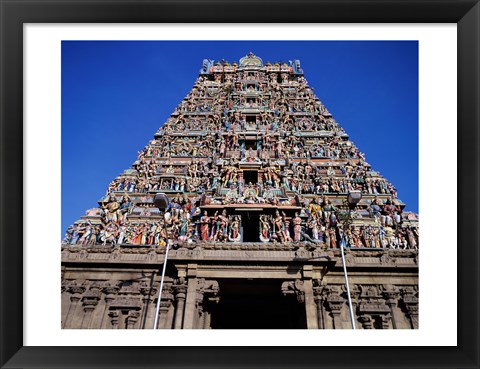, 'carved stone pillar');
282,278,318,329
302,265,318,329
405,304,419,329
126,311,140,329
326,300,344,329
380,315,391,329
63,282,86,328
183,265,199,329
400,287,419,329
173,280,187,329
65,294,82,329
324,286,344,329
100,282,121,329
203,310,212,329
139,284,157,329
382,285,400,329
81,284,102,328
108,311,119,329
194,279,220,329
183,281,198,329
340,284,361,329
154,284,174,329
358,314,374,329
196,292,205,329
313,280,326,329
165,296,176,330
61,280,70,326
